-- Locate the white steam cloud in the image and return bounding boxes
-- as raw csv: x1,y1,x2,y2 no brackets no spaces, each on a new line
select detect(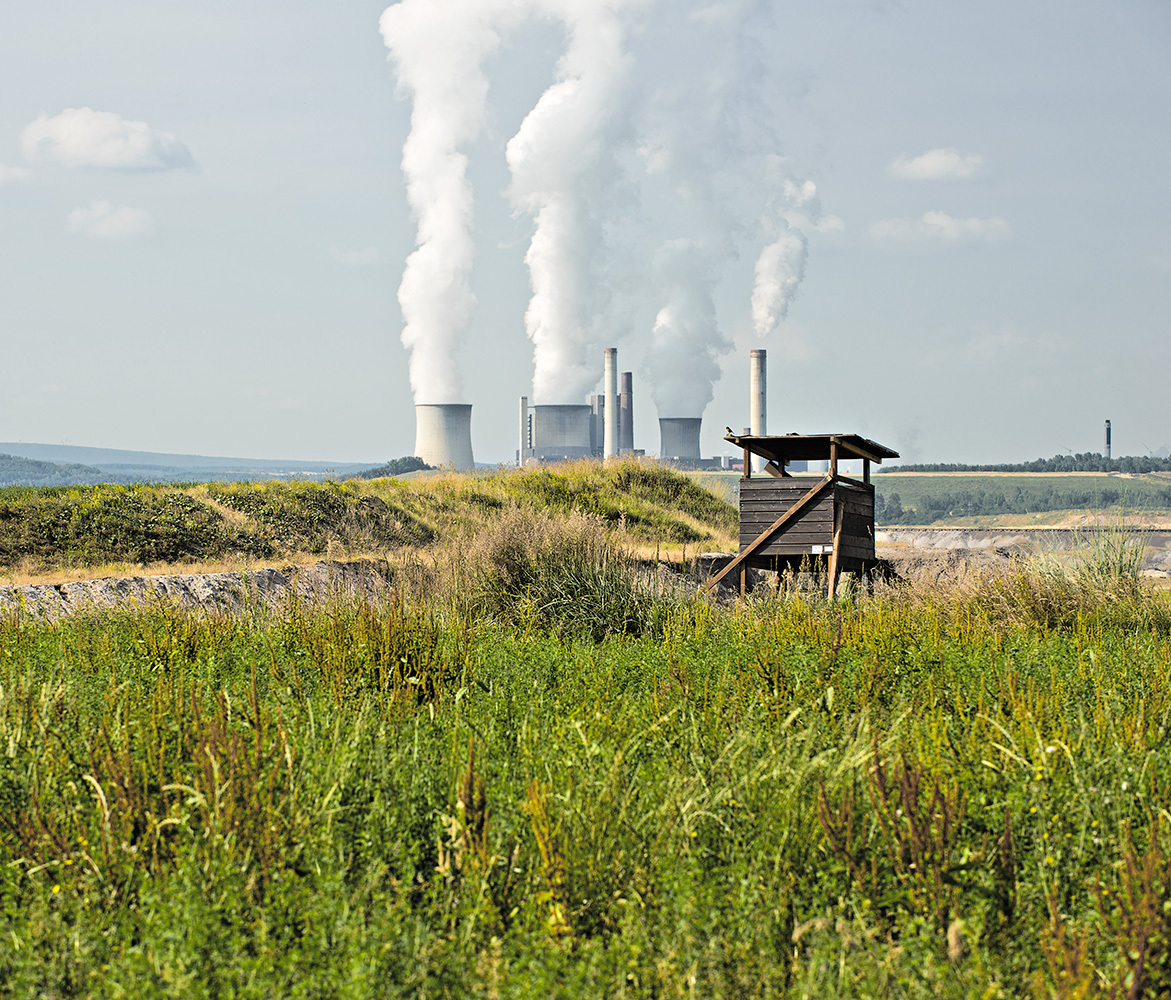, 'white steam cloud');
380,0,517,403
21,108,195,171
506,0,648,404
382,0,825,417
